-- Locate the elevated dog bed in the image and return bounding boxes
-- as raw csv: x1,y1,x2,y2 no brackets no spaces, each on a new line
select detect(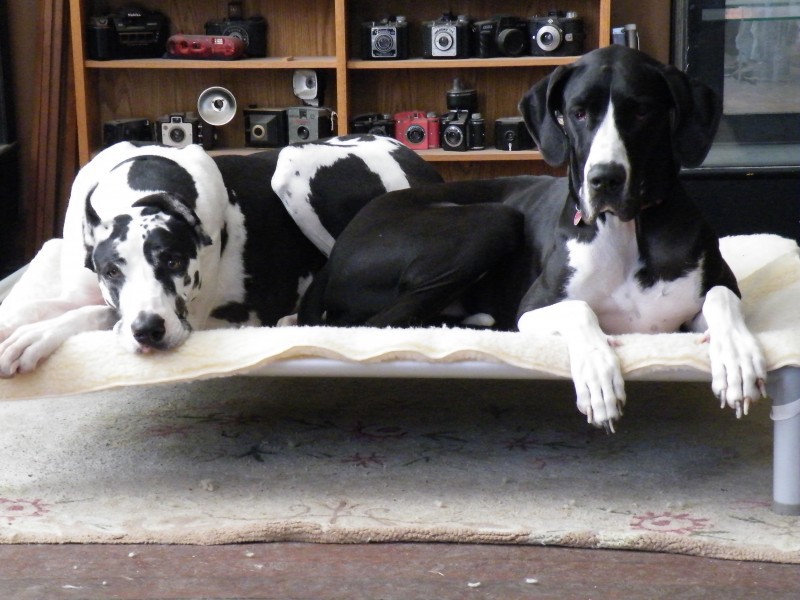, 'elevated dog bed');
1,234,799,514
